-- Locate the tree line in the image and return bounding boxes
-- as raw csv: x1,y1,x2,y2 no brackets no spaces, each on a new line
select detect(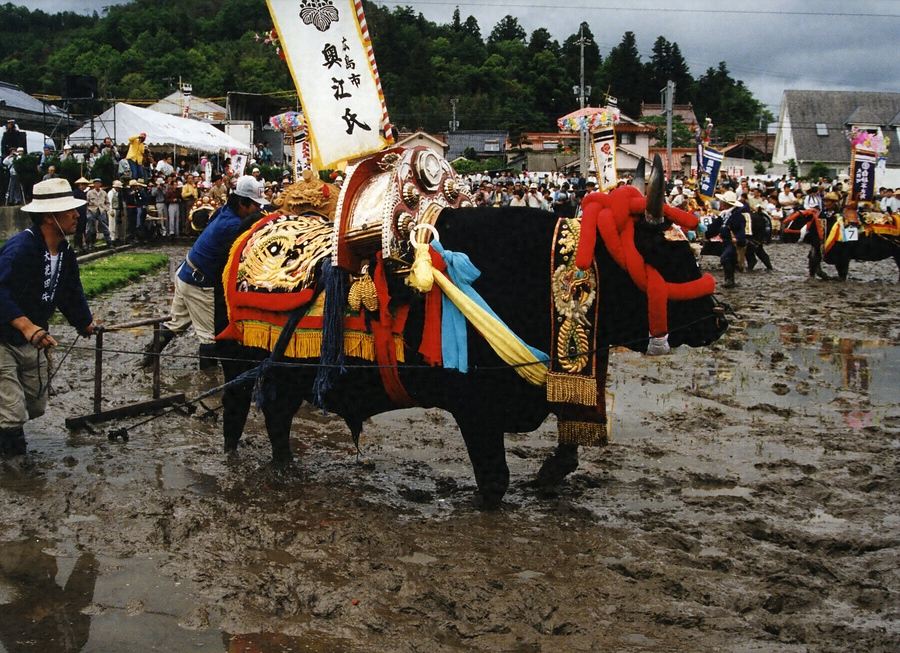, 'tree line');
0,0,771,144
